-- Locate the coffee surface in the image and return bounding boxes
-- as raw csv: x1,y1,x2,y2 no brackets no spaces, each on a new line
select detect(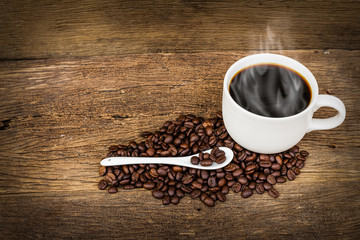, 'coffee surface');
229,64,311,117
